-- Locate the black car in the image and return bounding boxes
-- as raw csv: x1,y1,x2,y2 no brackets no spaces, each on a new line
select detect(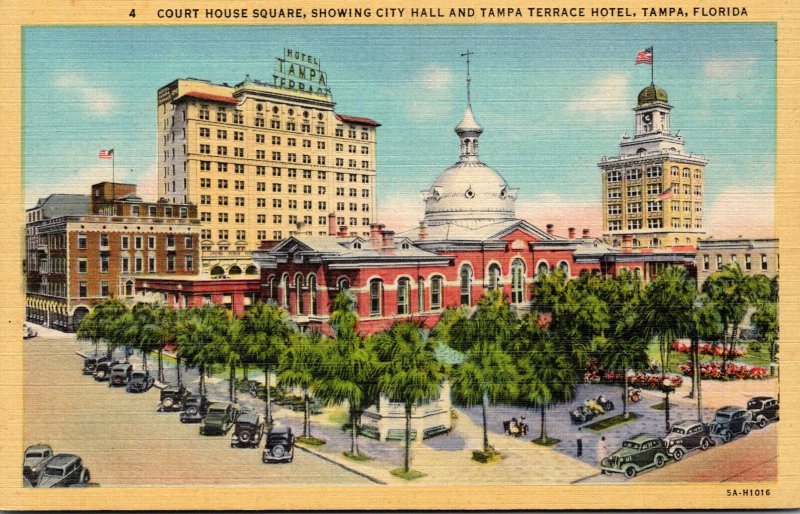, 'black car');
82,356,109,375
231,413,266,448
662,420,712,461
126,370,155,393
200,402,241,436
746,396,779,428
600,434,669,478
709,406,752,443
263,427,294,463
23,444,54,487
35,454,90,488
179,395,210,423
109,363,133,387
93,360,120,382
158,384,190,412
